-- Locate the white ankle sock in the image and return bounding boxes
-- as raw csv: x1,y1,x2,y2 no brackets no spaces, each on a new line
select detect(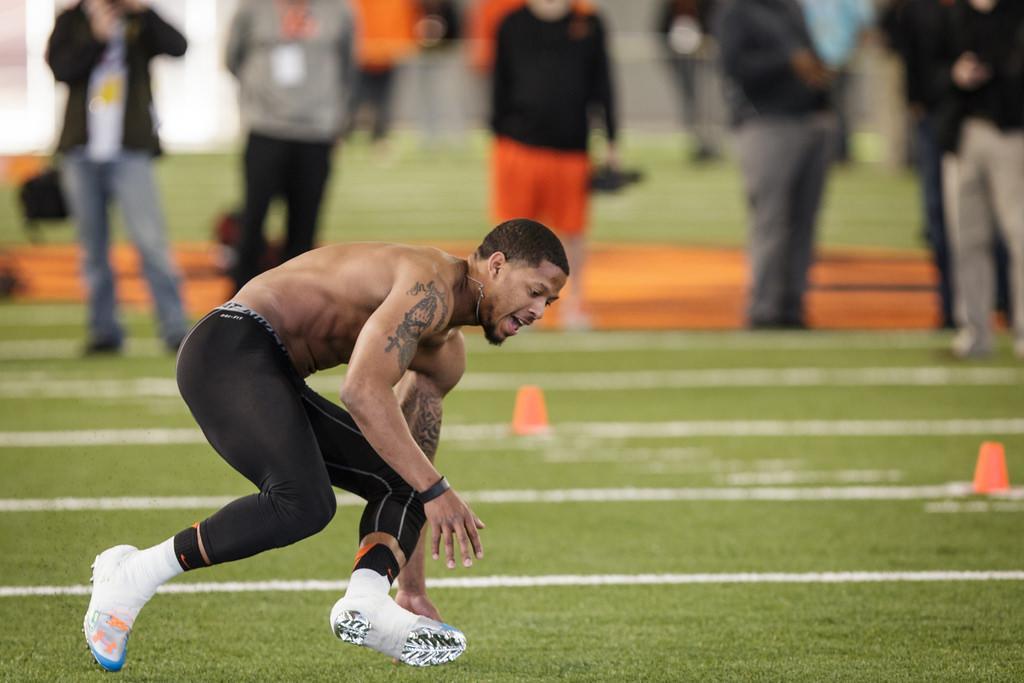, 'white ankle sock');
130,538,183,594
345,568,391,599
